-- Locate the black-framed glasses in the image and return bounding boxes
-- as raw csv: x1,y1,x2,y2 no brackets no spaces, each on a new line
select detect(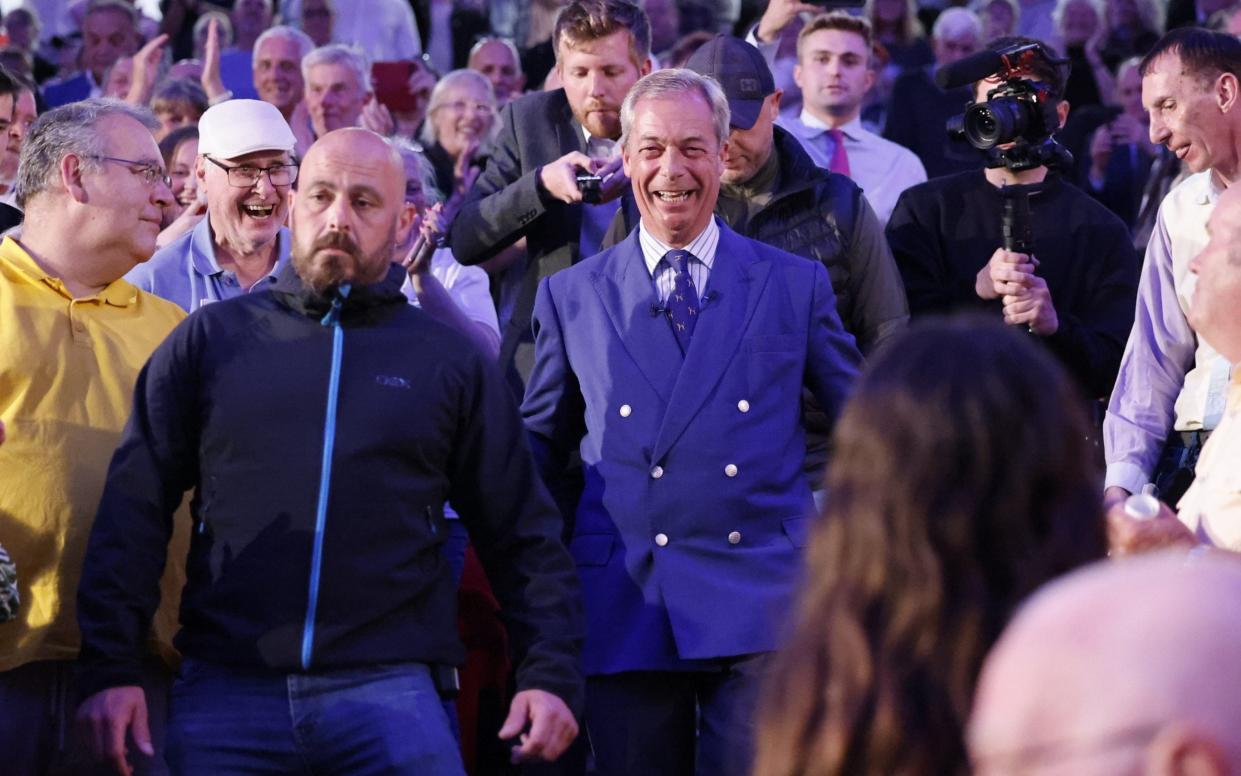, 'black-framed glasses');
89,156,172,189
206,156,299,188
